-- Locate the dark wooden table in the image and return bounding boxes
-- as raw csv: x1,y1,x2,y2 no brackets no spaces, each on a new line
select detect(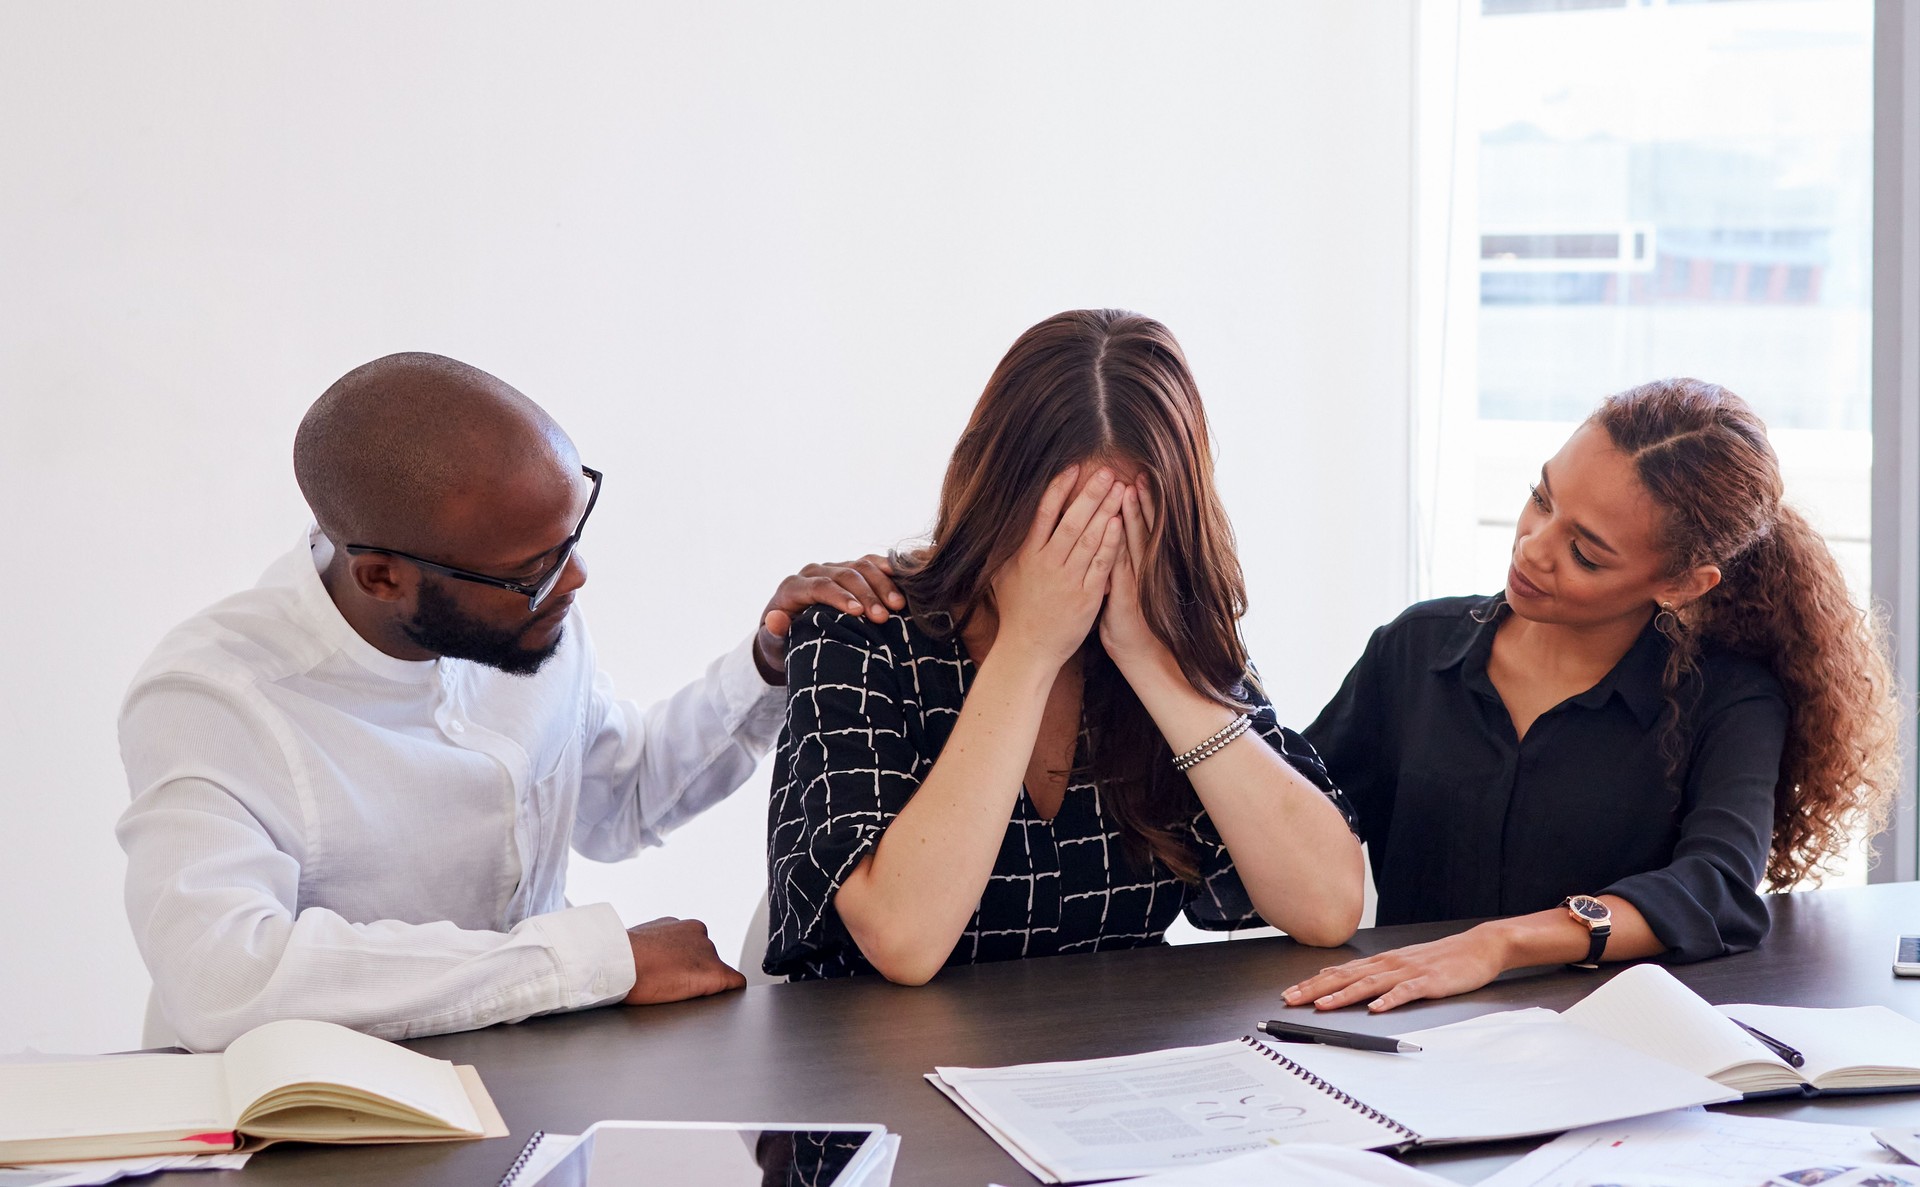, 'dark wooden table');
150,883,1920,1185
